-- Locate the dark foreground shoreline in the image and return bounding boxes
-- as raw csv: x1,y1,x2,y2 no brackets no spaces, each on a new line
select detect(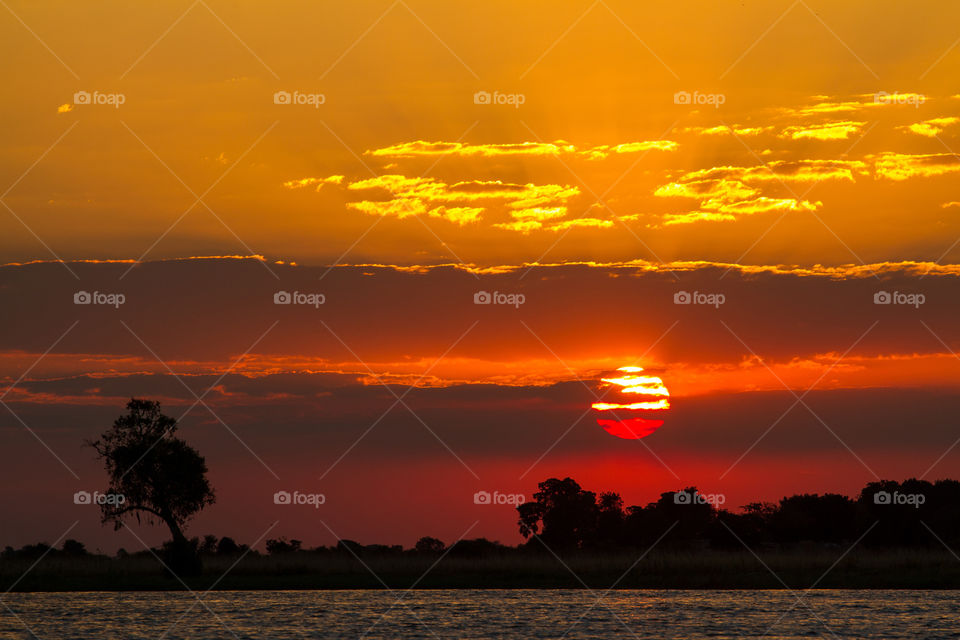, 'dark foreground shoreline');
6,549,960,591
